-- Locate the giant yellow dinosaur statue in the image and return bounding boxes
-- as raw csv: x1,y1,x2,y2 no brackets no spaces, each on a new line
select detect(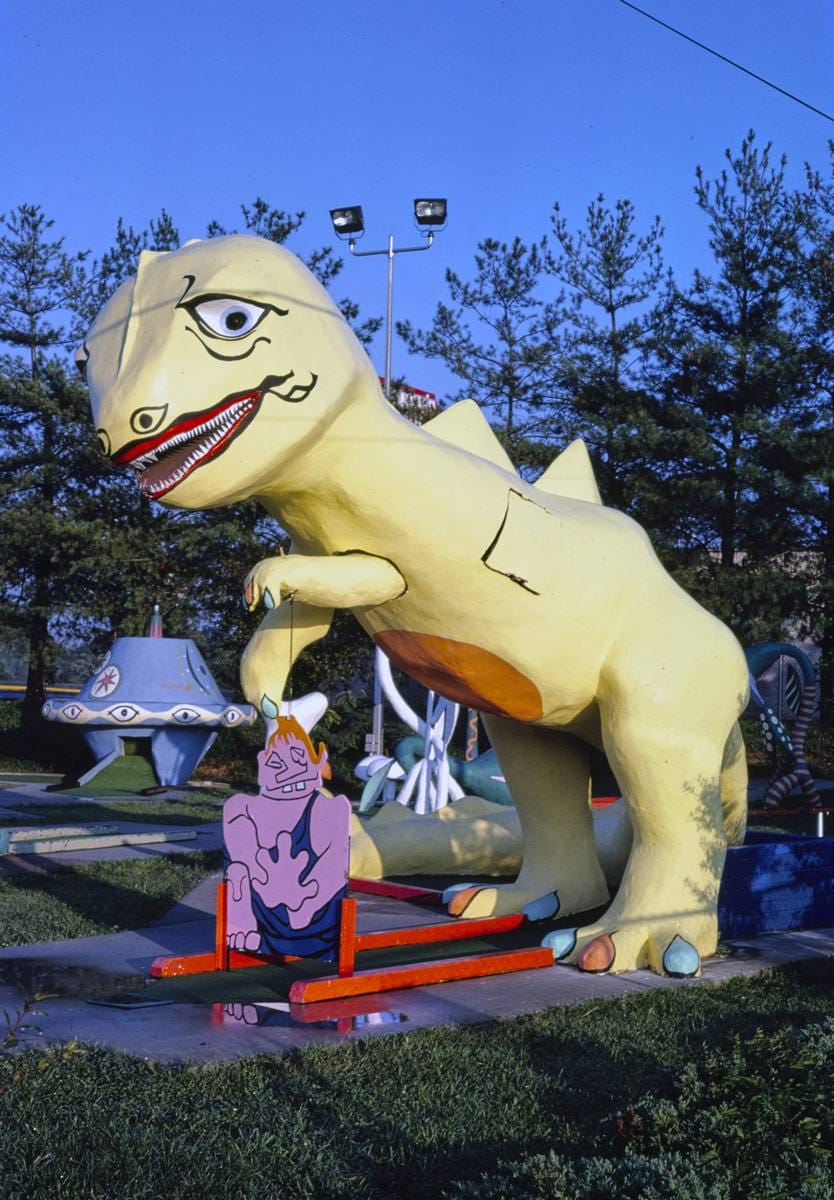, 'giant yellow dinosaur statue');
85,235,749,976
